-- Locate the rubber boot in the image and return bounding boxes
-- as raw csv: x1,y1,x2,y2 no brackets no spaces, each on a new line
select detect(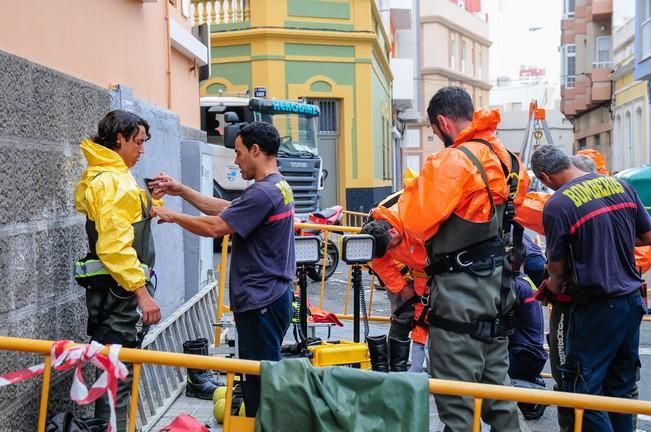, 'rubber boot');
366,335,389,372
389,337,410,372
183,338,220,399
194,338,224,386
